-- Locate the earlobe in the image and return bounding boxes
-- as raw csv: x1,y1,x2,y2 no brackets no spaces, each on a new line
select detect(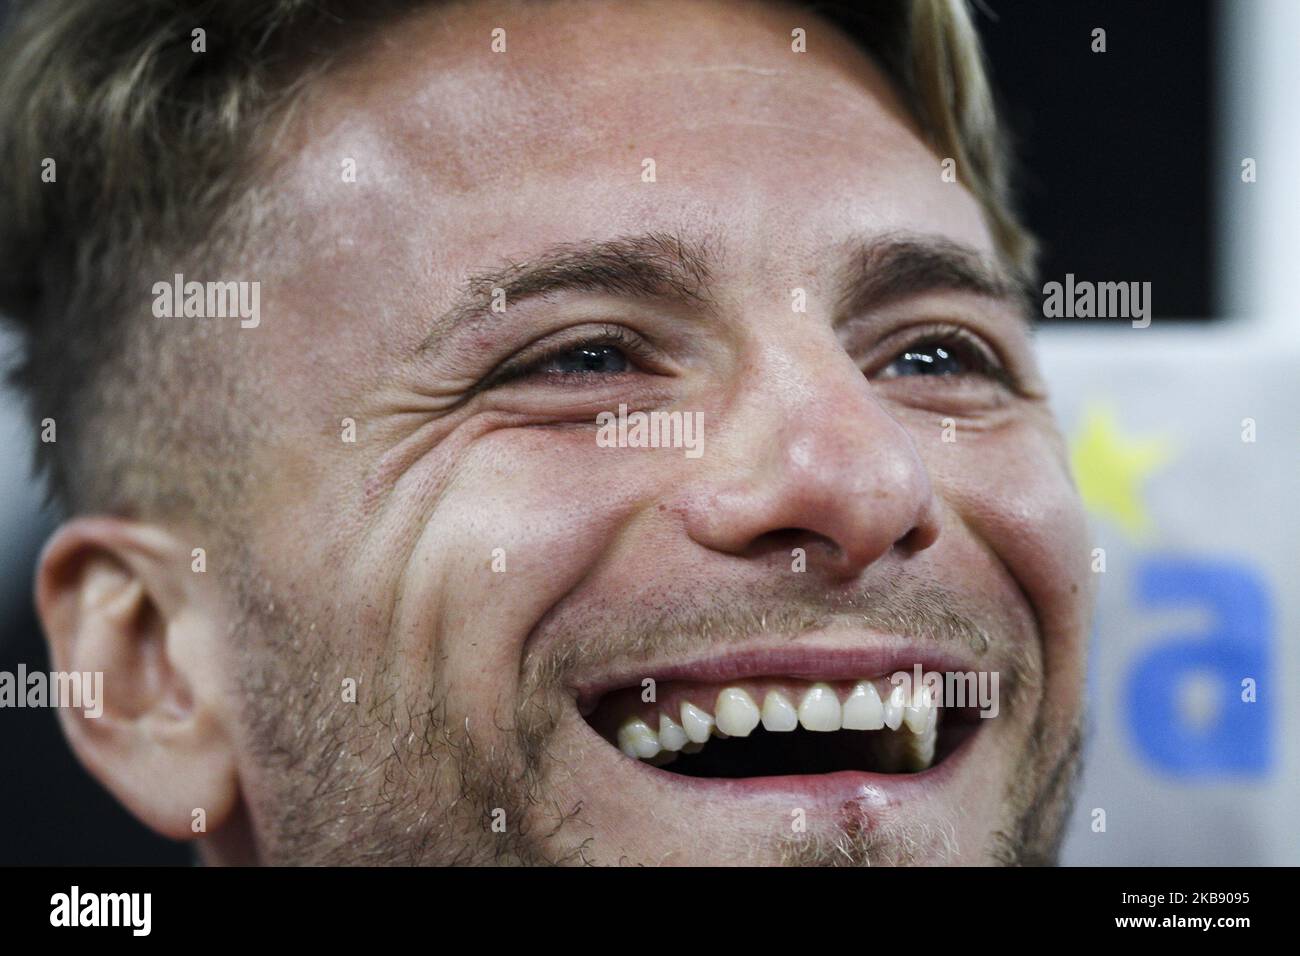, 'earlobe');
35,517,241,842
